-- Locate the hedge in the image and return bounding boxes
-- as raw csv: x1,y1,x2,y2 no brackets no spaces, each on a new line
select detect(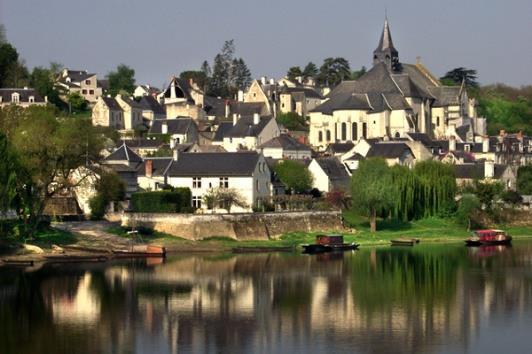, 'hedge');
131,188,192,213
